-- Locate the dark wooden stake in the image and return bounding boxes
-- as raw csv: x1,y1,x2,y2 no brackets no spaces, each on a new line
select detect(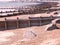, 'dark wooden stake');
40,17,41,26
17,17,19,28
5,18,7,30
29,20,31,27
